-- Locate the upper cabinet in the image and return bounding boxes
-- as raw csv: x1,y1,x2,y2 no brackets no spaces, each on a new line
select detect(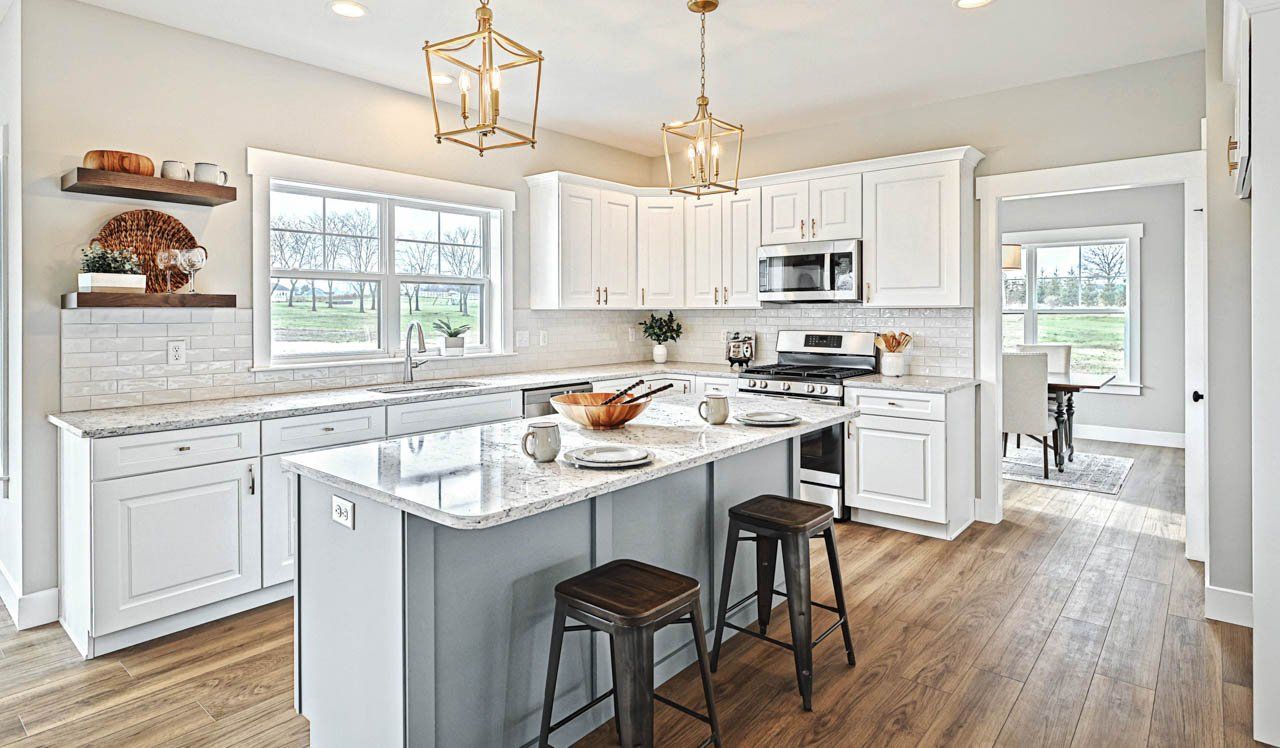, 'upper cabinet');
862,159,973,308
530,175,637,309
637,196,685,308
762,174,862,244
1224,0,1252,198
685,189,761,308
